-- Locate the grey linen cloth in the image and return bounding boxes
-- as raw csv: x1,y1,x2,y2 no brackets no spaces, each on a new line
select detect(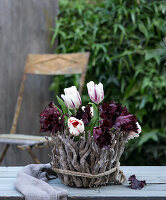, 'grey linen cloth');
15,163,67,200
